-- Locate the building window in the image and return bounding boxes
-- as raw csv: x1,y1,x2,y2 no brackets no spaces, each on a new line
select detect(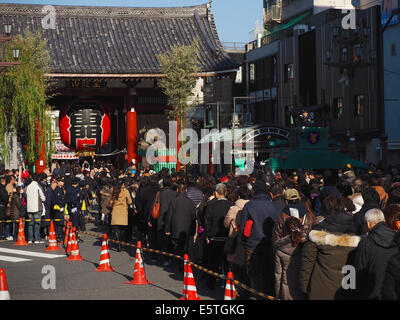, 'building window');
354,95,364,116
285,105,295,127
284,63,294,83
249,63,255,81
333,97,343,119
